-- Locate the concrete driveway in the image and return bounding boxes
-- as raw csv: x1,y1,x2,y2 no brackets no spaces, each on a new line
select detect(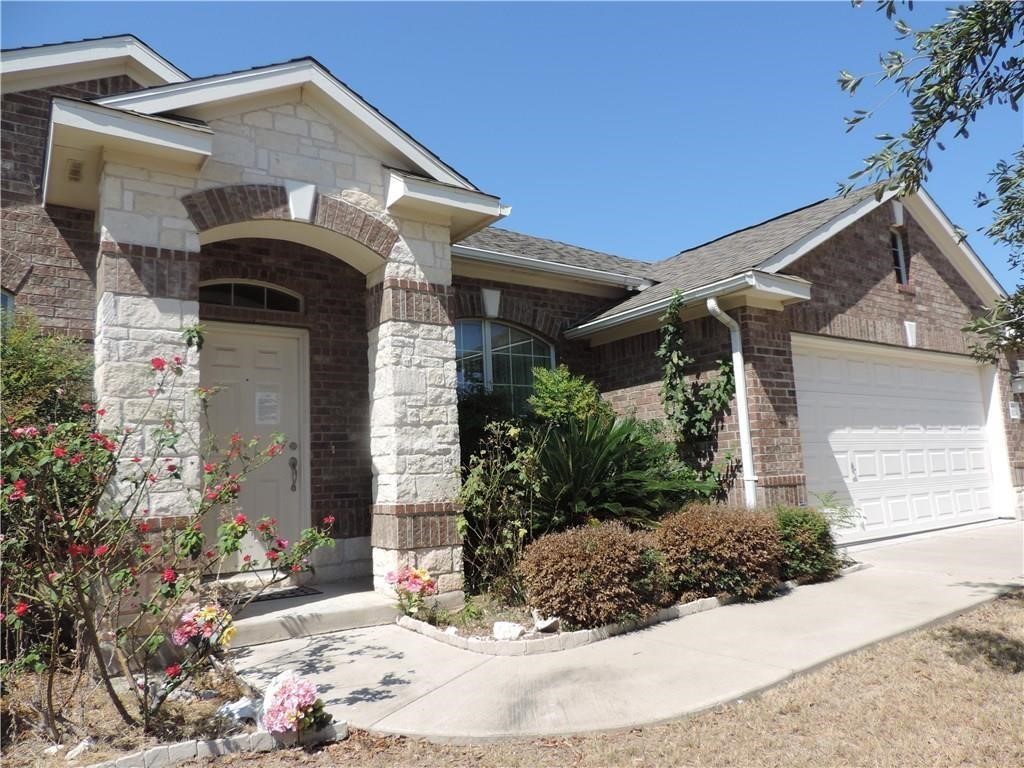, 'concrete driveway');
232,520,1023,741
